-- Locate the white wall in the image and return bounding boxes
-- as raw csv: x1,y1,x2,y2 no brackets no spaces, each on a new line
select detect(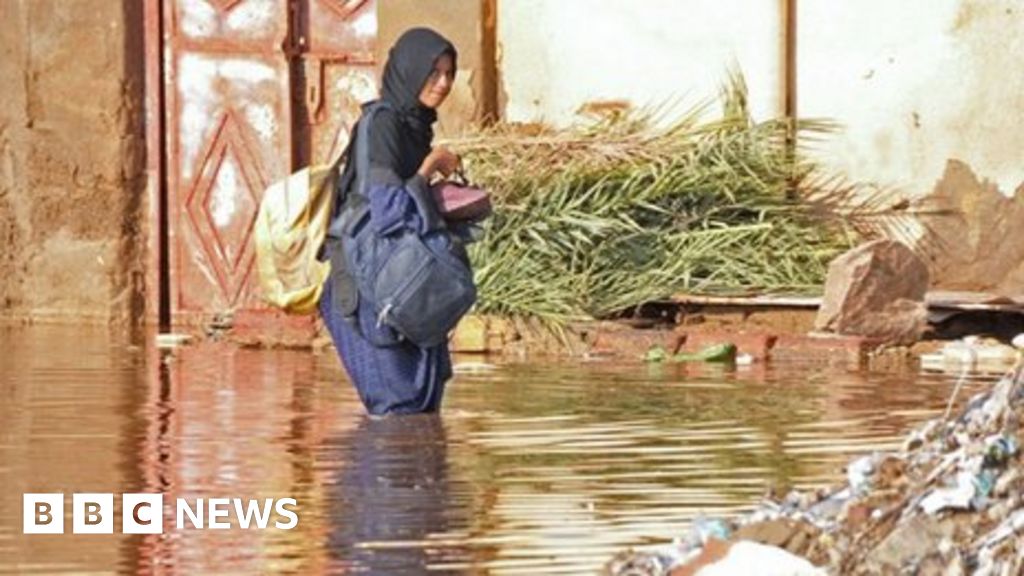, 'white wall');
799,0,1024,197
498,1,1024,198
498,0,784,127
